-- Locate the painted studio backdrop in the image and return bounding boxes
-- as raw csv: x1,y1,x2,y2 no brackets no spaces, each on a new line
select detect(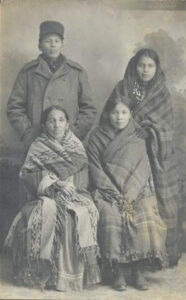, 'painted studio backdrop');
0,0,186,246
